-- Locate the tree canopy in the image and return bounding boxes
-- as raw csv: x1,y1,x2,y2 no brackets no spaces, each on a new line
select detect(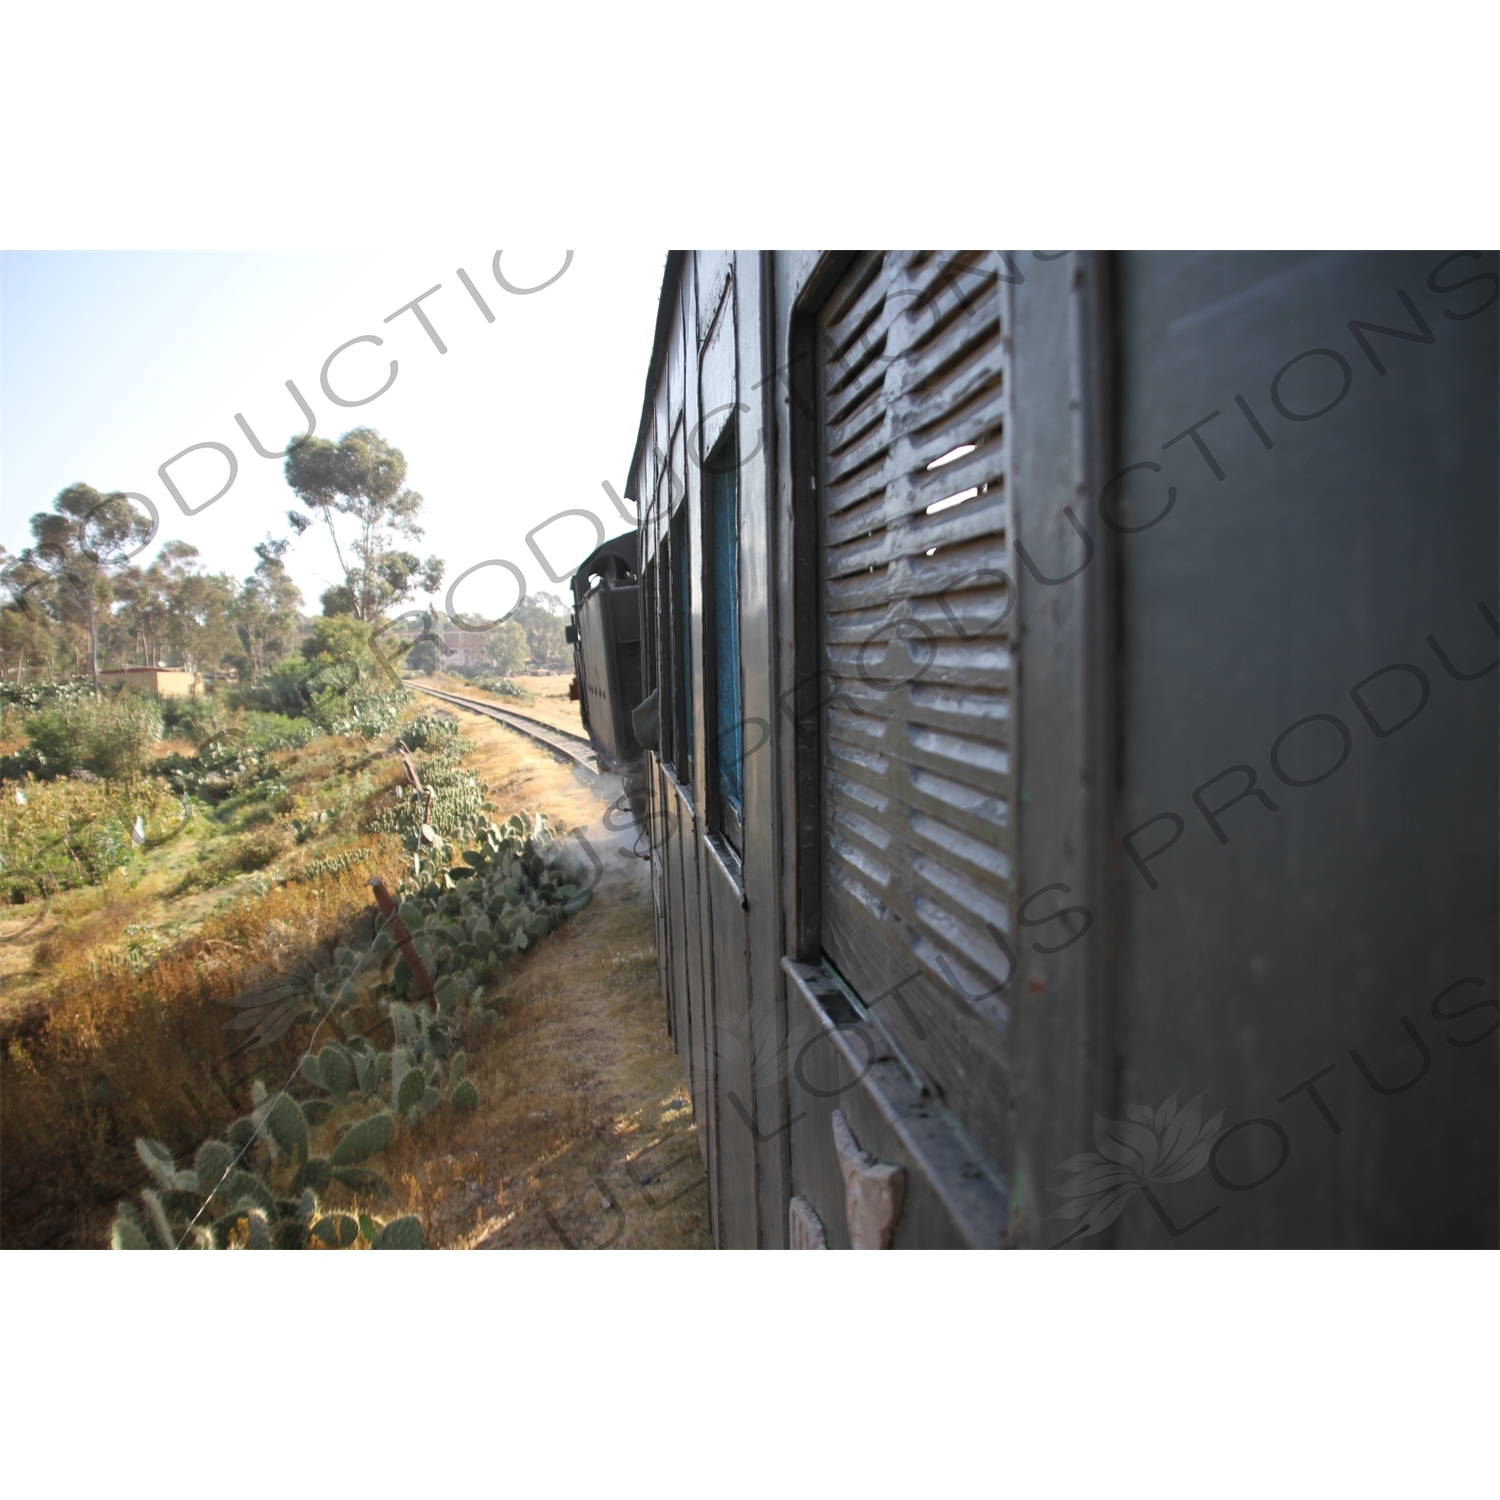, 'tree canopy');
283,428,444,621
2,493,302,689
0,429,449,692
233,537,305,683
20,485,153,692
